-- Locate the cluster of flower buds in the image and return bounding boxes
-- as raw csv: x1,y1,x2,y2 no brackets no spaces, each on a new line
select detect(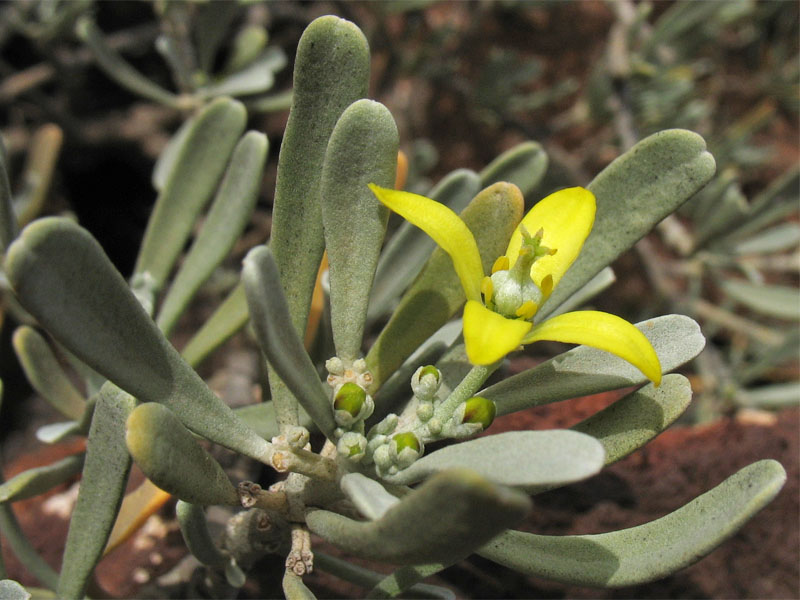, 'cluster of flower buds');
325,357,374,462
